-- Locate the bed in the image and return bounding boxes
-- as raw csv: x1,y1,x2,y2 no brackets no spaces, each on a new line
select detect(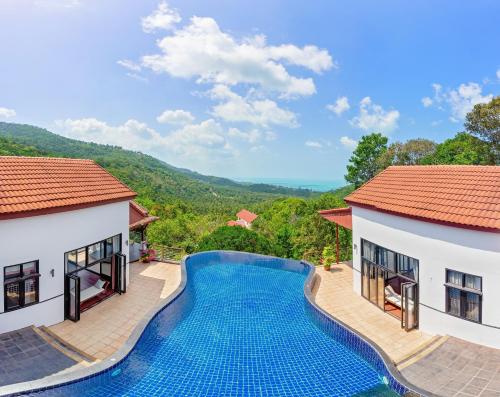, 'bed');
80,279,106,302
